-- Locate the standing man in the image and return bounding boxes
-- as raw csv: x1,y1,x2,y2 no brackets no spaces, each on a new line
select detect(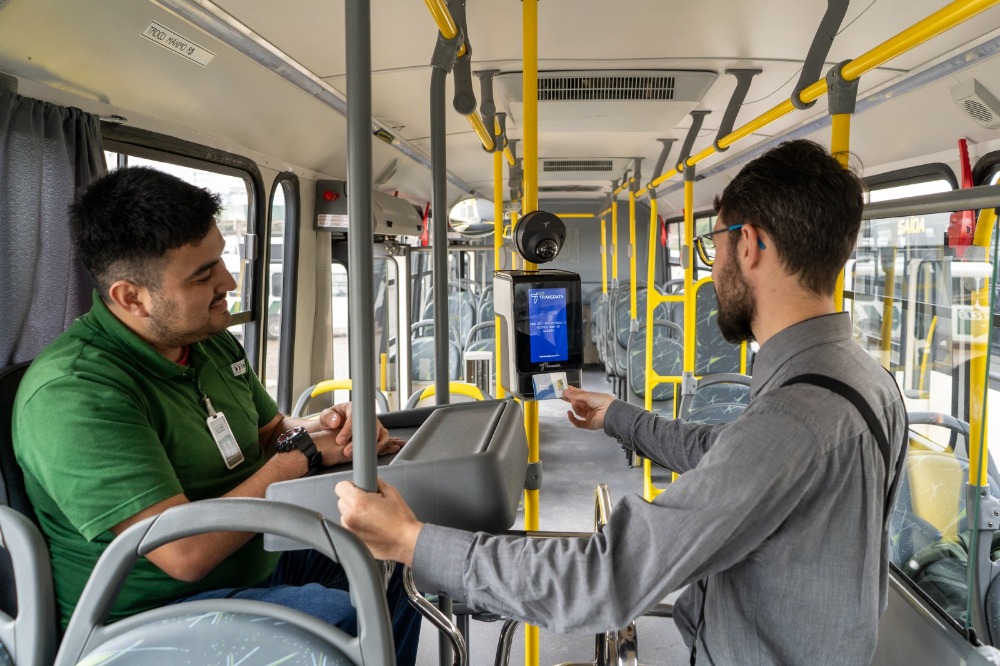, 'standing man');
13,166,420,663
336,139,907,664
